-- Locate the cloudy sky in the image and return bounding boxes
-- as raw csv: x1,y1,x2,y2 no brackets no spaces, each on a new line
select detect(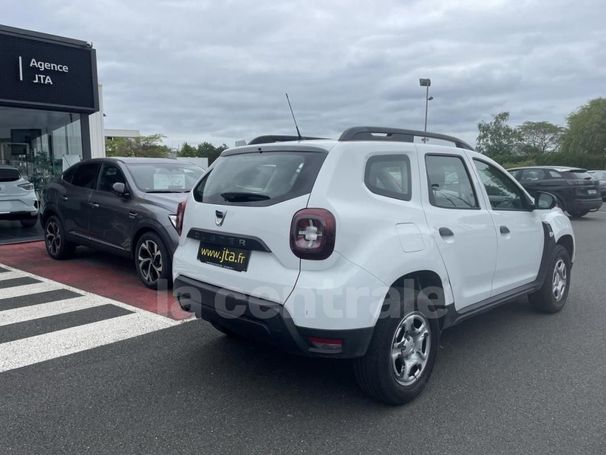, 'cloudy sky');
3,0,605,147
